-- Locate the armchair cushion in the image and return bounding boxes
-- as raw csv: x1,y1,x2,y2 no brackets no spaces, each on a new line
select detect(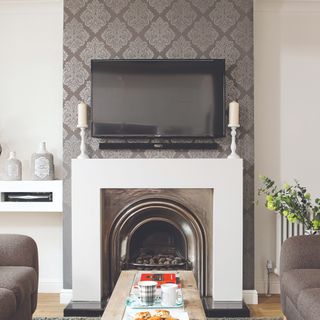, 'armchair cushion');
297,288,320,320
0,266,37,307
282,269,320,305
0,288,16,319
